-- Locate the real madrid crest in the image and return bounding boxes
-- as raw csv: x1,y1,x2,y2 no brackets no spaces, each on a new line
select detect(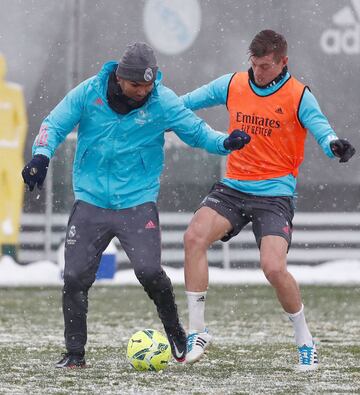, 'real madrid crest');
144,67,153,82
68,225,76,238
